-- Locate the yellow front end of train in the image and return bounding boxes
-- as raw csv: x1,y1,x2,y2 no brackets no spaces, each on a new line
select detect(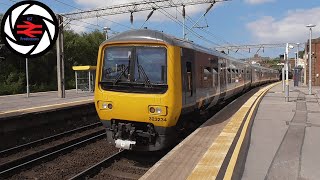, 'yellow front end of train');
94,41,182,151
